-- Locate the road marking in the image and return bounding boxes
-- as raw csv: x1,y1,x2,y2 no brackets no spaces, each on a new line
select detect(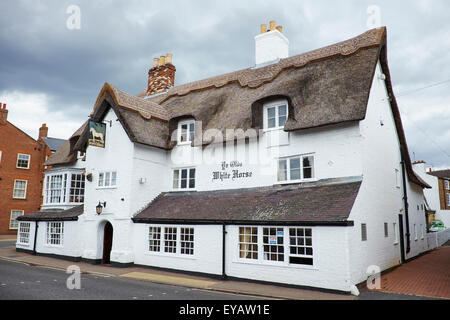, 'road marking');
120,272,217,288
